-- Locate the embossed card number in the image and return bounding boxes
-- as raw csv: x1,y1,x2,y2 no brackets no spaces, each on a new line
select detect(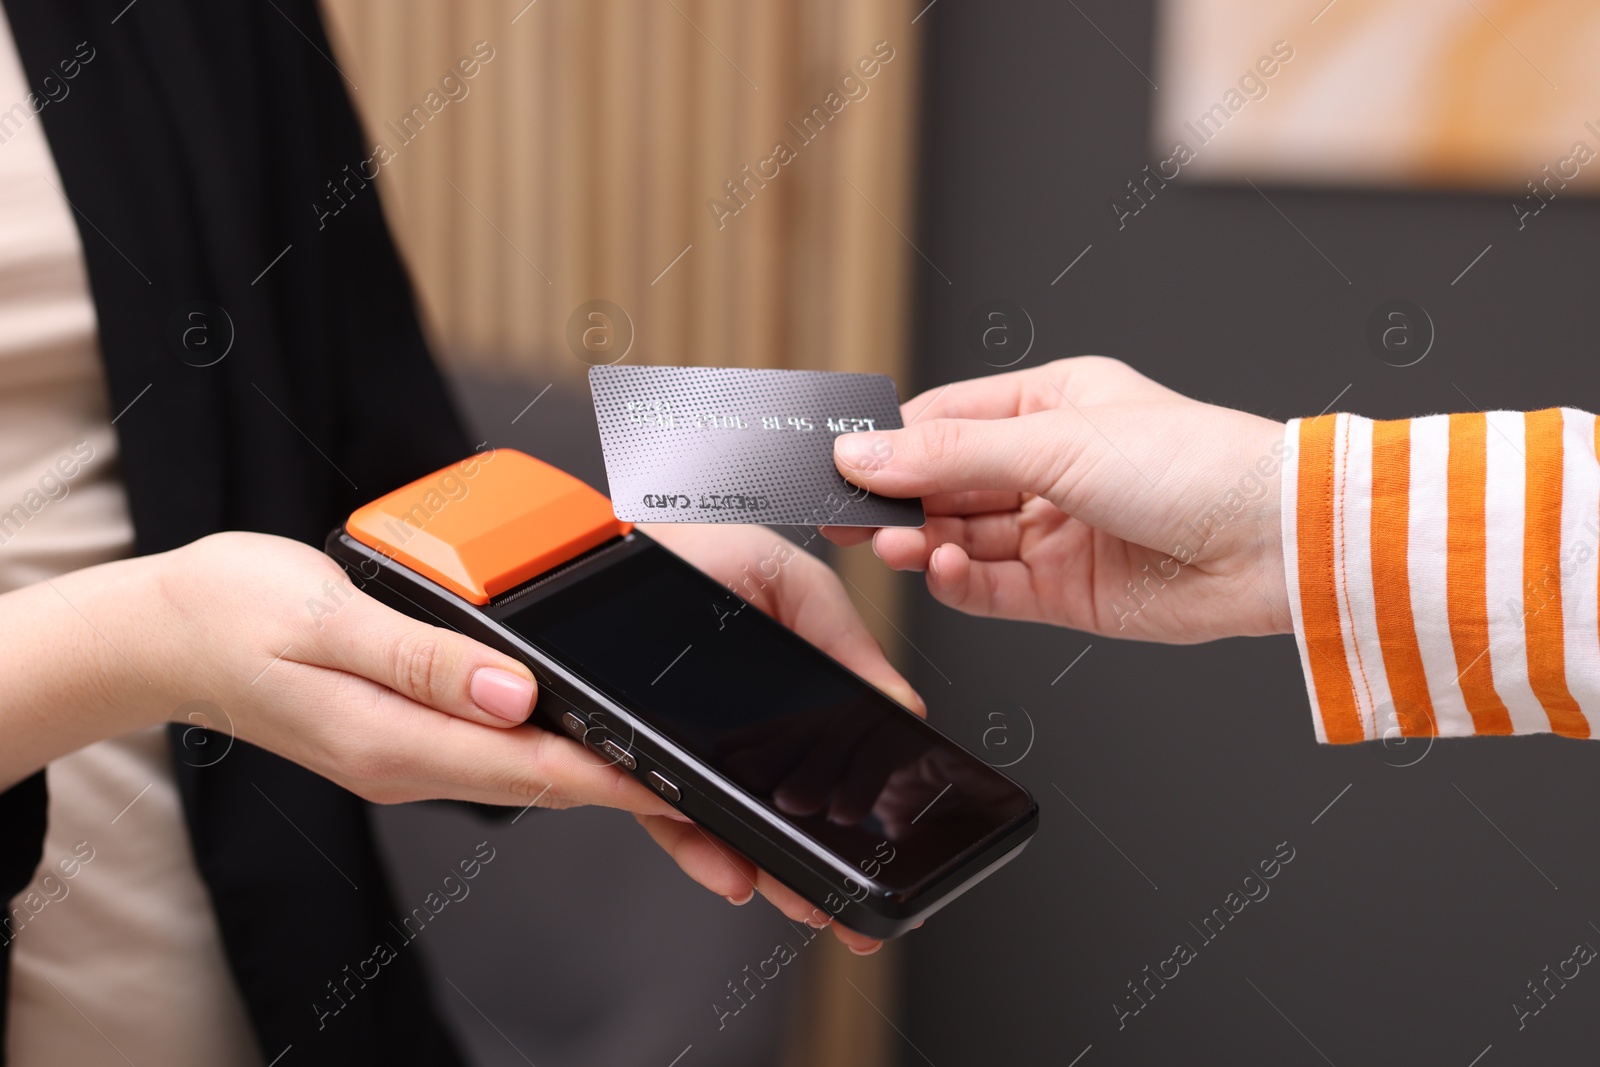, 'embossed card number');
625,400,879,435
